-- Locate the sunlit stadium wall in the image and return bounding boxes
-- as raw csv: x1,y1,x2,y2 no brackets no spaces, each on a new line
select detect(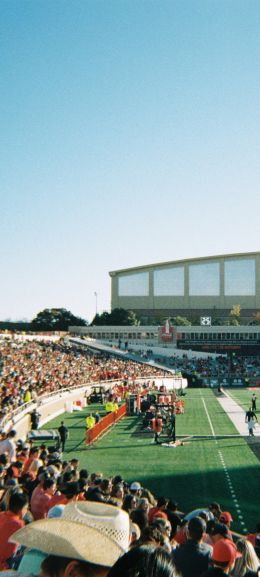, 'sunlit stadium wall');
110,252,260,322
